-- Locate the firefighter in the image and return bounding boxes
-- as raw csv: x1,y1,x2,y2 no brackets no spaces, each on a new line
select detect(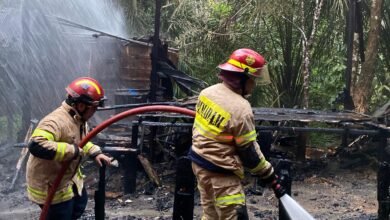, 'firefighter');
189,48,285,219
26,77,112,219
